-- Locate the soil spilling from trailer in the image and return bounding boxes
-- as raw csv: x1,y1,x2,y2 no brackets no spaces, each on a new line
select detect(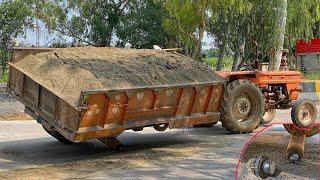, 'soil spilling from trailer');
12,47,222,107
